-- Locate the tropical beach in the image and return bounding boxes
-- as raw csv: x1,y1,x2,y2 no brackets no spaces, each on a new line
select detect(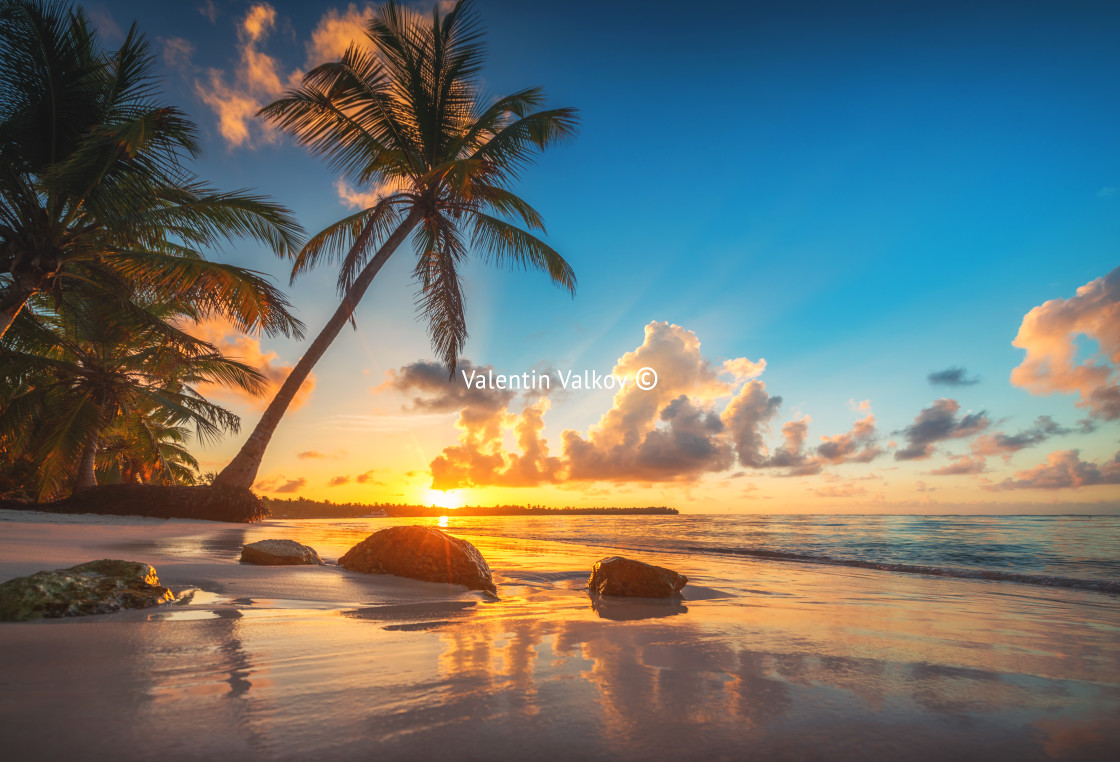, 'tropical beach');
2,509,1119,761
2,0,1120,759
